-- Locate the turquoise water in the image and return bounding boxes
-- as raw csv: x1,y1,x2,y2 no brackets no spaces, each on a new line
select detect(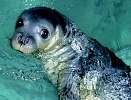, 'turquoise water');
0,0,131,100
